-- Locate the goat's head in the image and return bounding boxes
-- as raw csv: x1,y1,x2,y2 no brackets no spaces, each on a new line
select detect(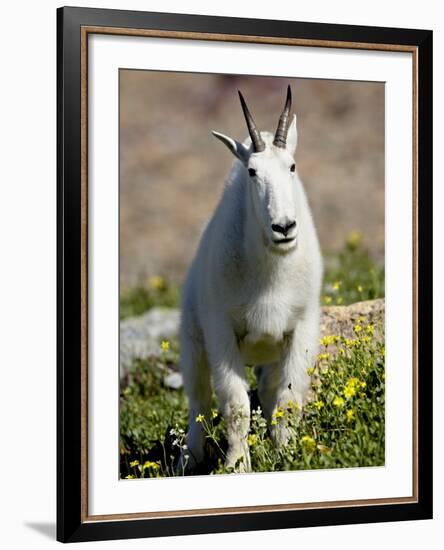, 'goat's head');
213,86,299,254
